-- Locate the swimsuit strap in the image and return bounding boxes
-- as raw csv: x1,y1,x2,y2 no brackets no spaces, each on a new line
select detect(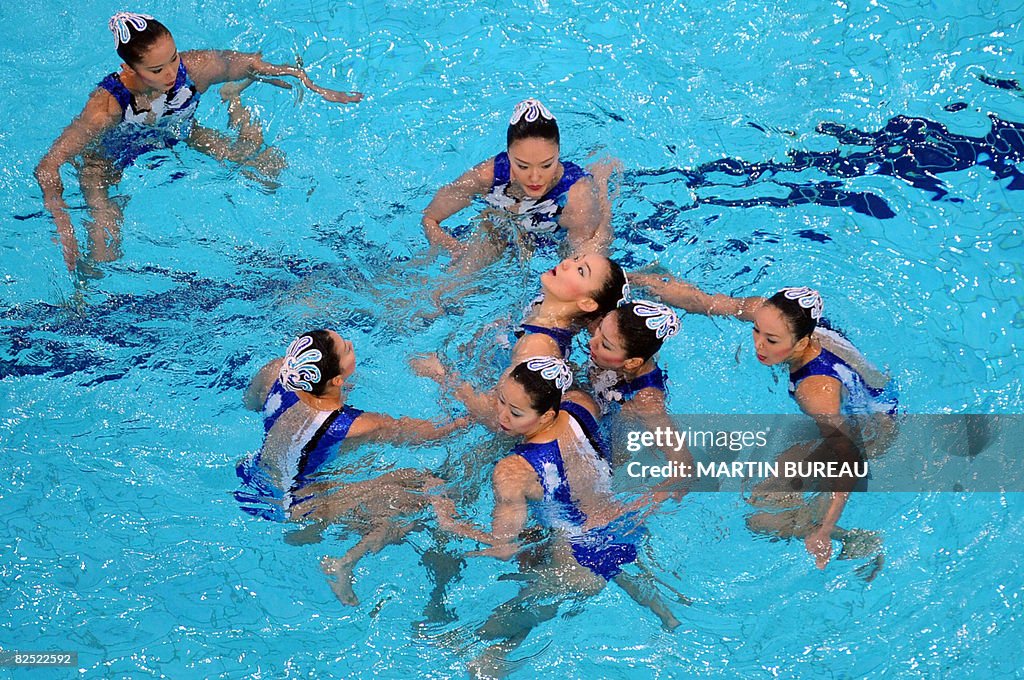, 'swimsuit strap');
560,400,612,463
617,365,667,400
789,347,845,389
99,72,133,111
